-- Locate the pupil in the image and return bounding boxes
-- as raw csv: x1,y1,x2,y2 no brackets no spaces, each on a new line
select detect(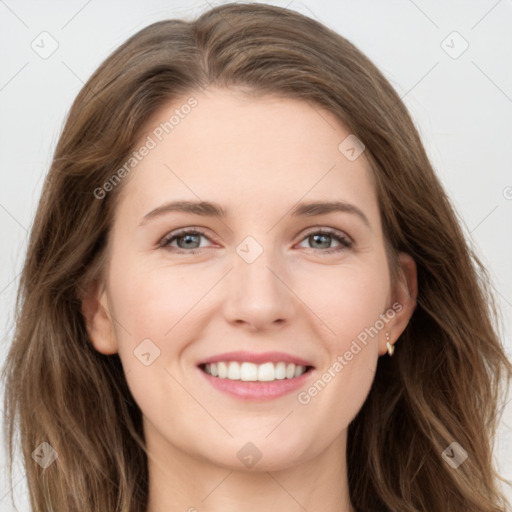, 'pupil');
312,234,329,248
180,234,199,249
